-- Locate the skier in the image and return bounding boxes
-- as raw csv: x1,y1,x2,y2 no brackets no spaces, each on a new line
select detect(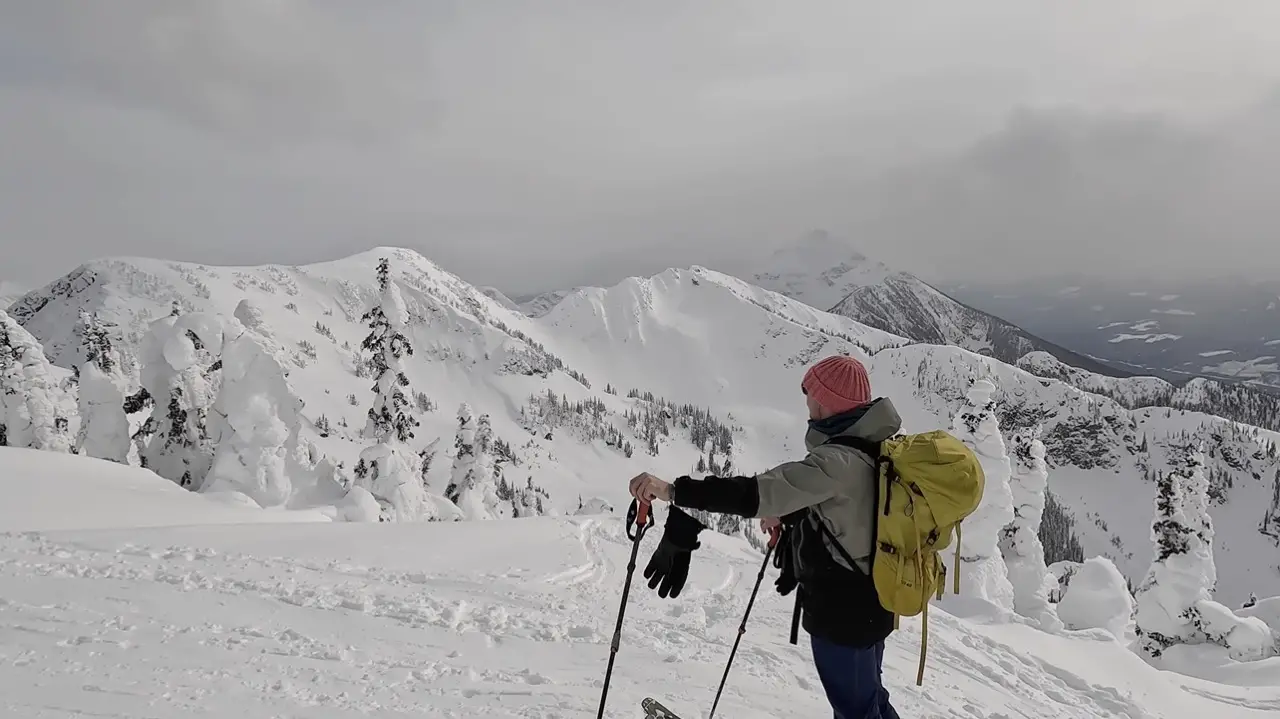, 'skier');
629,354,902,719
